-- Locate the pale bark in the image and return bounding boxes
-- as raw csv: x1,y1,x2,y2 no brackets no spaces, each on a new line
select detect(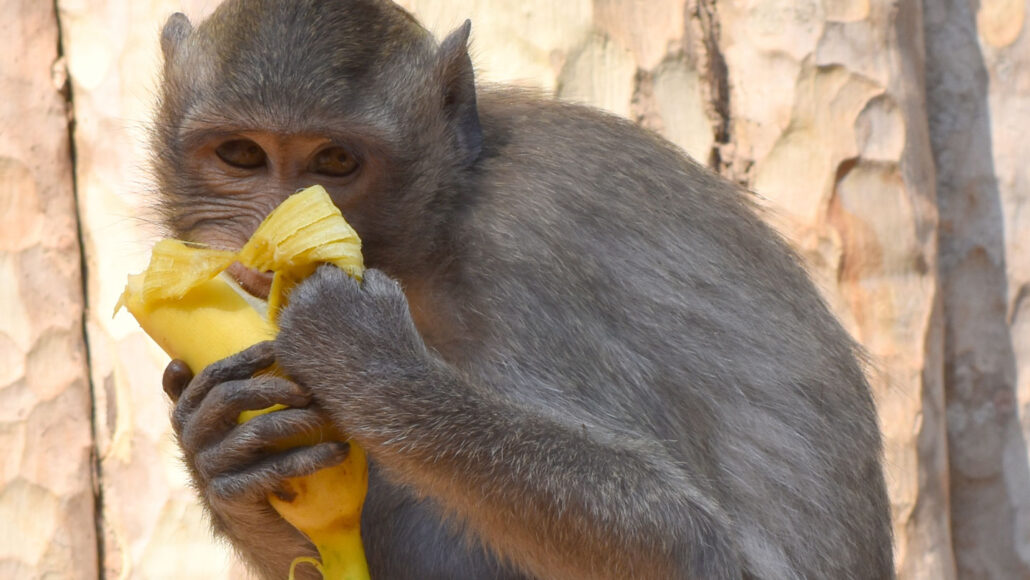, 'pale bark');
0,0,96,577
